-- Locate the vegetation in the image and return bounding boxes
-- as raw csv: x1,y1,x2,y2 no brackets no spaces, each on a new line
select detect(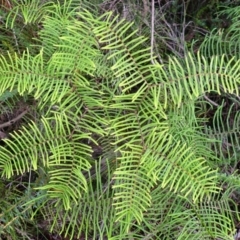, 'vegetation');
0,0,240,239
